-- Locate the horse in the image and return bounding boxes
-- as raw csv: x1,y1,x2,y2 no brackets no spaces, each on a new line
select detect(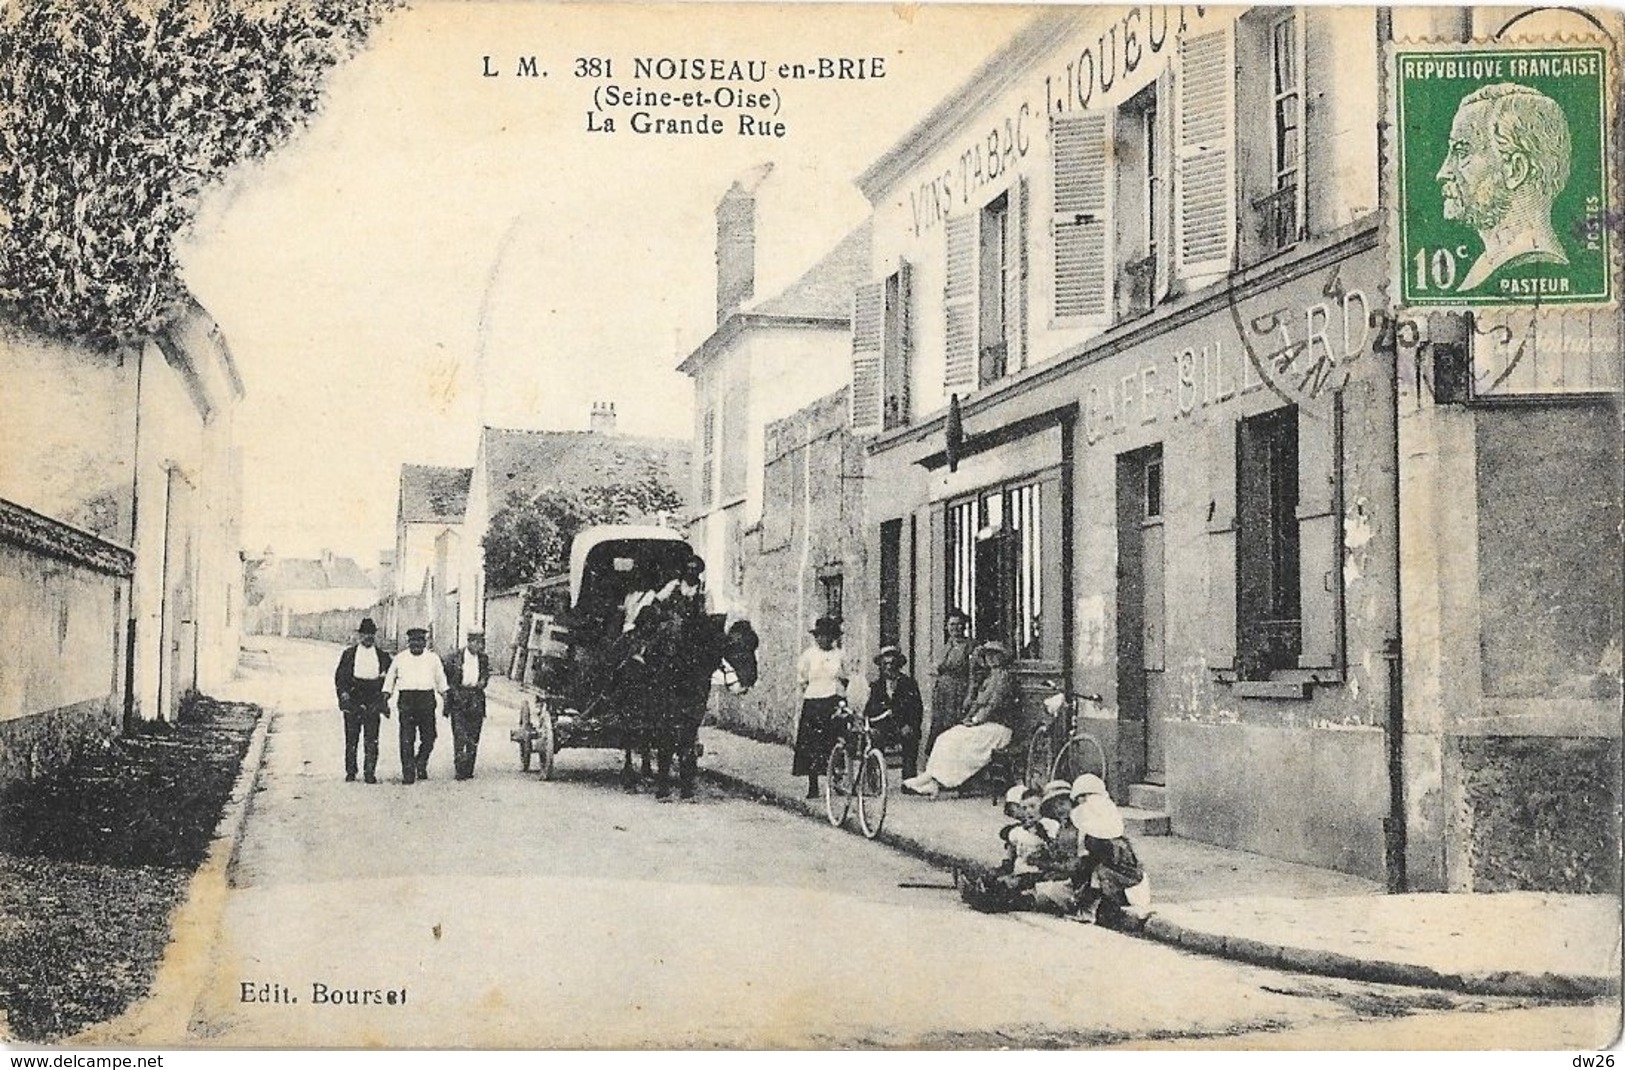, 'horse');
618,610,759,798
